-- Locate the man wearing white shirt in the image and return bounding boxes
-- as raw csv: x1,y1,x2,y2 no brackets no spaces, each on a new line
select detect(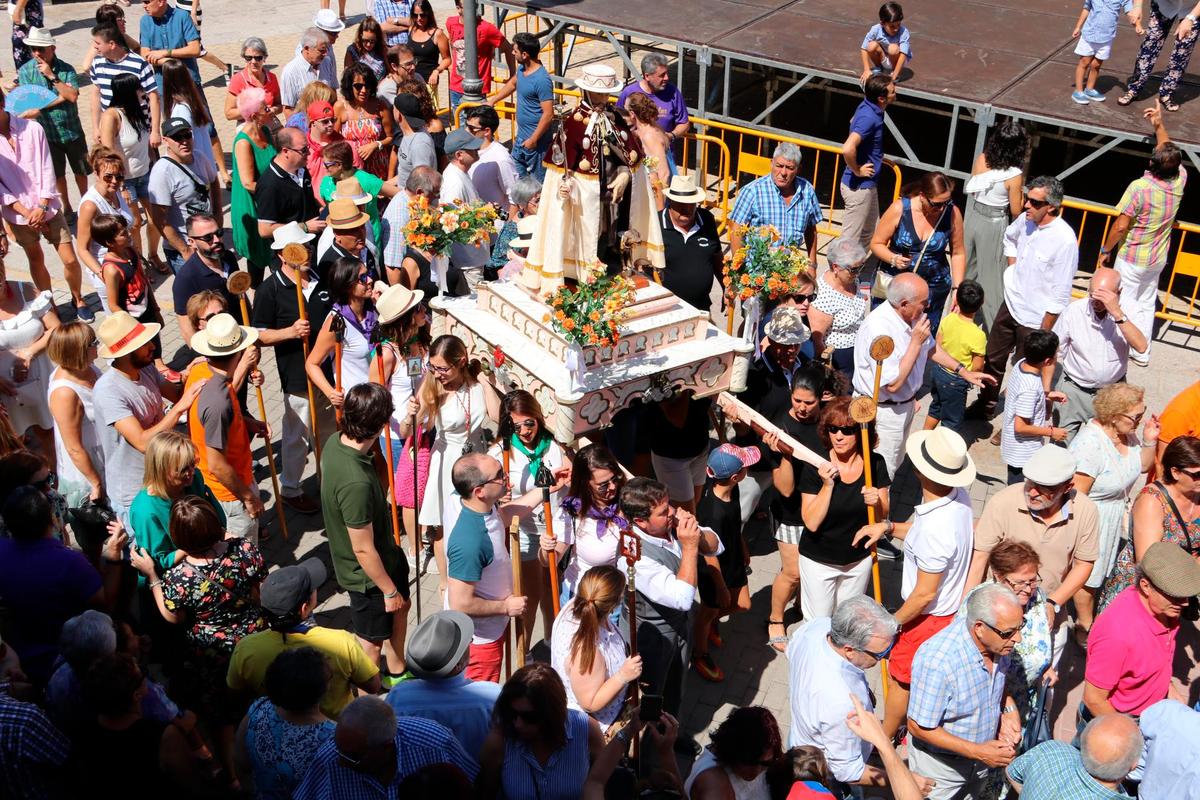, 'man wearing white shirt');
852,273,992,477
441,128,490,280
1053,267,1148,441
787,597,923,795
464,106,518,218
619,477,722,744
973,176,1079,417
280,28,336,114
